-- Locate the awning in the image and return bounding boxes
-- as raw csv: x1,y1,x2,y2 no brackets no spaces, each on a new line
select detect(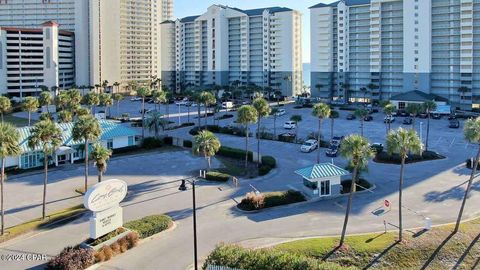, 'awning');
56,146,75,155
